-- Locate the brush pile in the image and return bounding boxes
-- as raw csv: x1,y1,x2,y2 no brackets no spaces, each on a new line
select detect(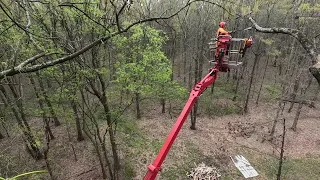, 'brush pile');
187,162,221,180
